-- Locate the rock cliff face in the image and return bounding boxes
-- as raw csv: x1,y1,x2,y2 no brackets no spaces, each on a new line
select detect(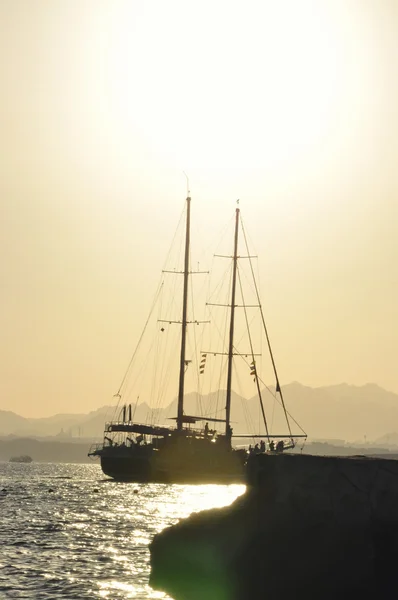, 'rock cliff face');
150,454,398,599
